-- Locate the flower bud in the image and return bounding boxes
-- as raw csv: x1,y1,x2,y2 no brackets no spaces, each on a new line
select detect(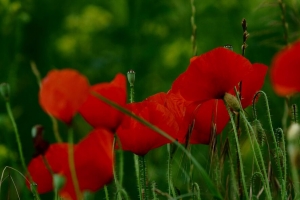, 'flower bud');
223,93,240,112
0,83,10,101
53,174,65,190
30,182,38,194
287,123,300,166
31,124,44,138
127,70,135,87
